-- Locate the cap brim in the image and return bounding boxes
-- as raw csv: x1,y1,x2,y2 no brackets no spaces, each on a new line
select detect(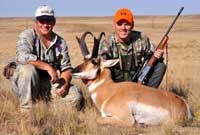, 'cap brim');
115,18,132,24
36,15,55,21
